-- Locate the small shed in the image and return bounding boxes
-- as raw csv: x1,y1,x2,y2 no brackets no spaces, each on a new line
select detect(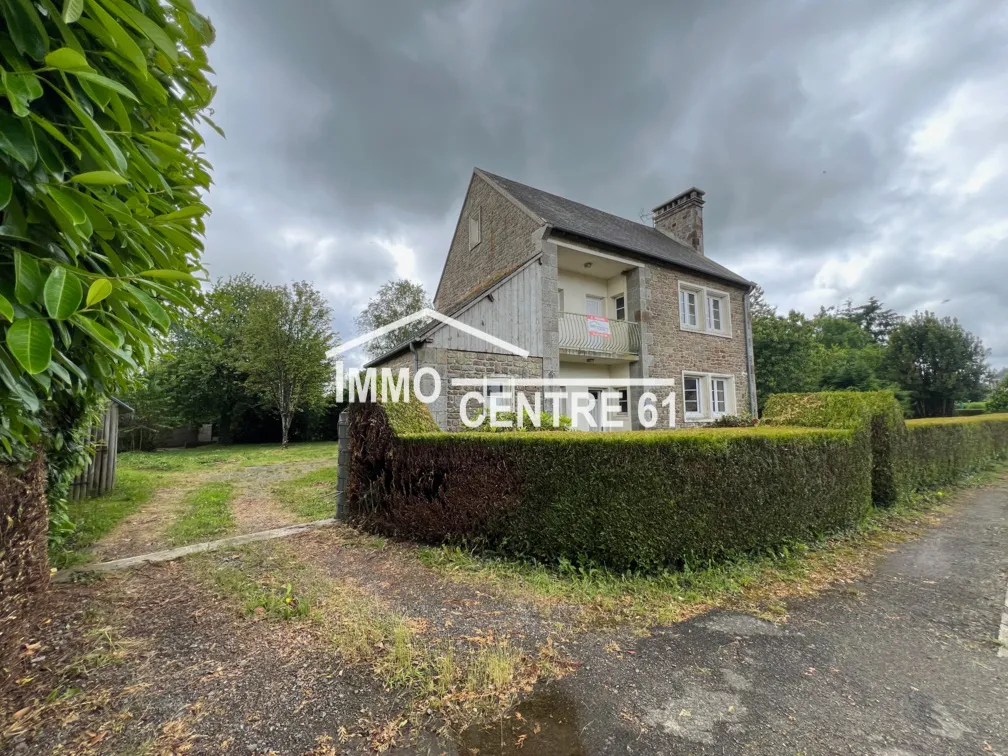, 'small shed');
69,398,133,501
